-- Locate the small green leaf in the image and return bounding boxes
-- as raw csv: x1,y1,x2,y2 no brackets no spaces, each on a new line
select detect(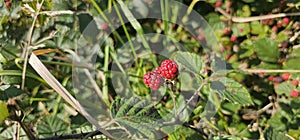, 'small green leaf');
288,129,300,138
173,52,204,75
254,38,279,62
276,31,288,43
232,23,250,36
274,82,294,96
0,102,9,124
237,5,251,17
215,78,254,105
251,21,265,35
221,102,241,115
